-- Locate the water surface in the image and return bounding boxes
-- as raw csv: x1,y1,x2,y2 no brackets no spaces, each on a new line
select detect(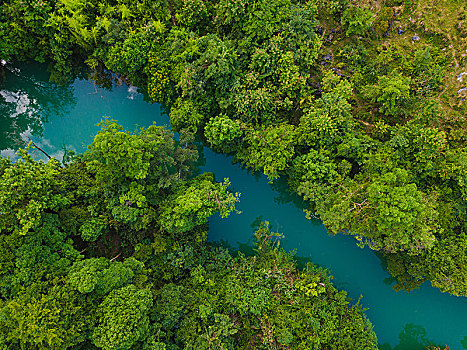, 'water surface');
1,62,466,350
